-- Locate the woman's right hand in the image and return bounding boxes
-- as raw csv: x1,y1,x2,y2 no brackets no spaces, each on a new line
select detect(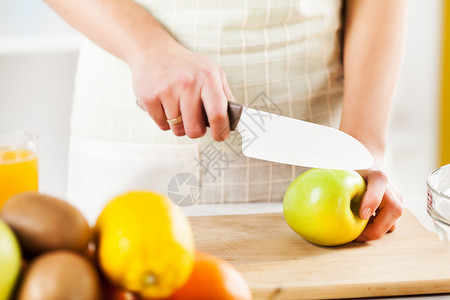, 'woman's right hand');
44,0,232,140
131,41,234,142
